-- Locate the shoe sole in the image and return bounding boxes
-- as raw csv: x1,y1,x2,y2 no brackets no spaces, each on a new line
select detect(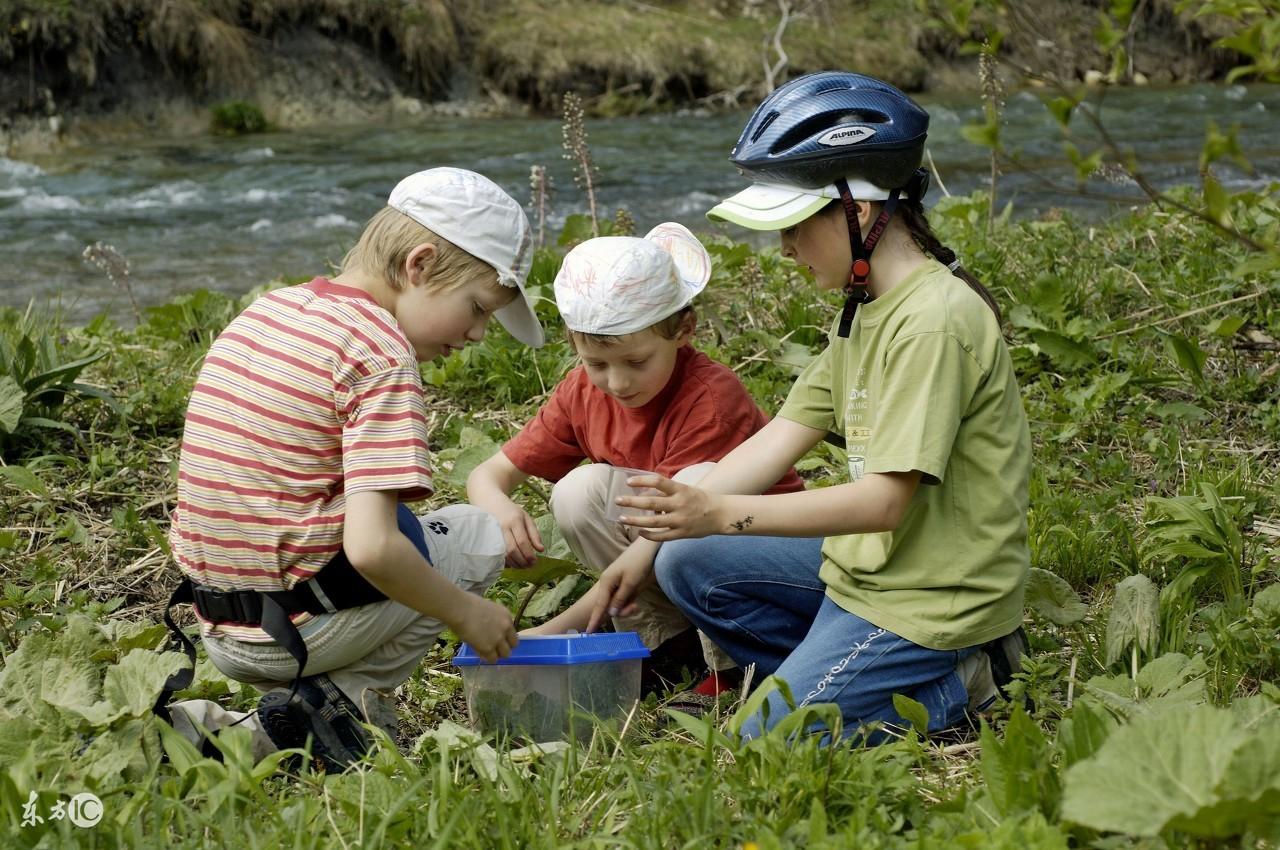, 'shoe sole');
258,689,363,773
